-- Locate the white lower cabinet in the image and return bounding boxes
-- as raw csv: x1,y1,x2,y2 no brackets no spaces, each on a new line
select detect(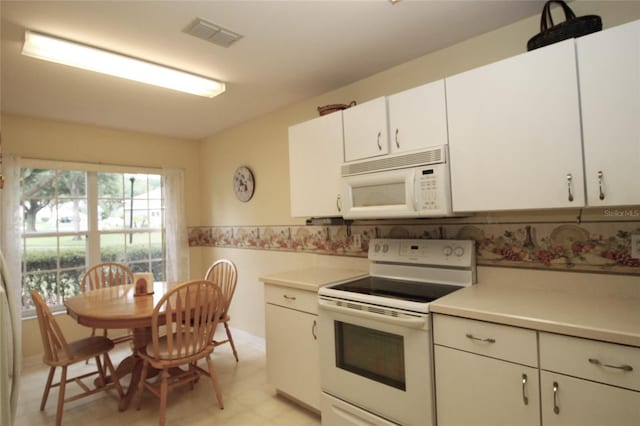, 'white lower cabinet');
433,314,540,426
433,315,640,426
435,345,540,426
540,371,640,426
539,332,640,426
264,285,320,411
